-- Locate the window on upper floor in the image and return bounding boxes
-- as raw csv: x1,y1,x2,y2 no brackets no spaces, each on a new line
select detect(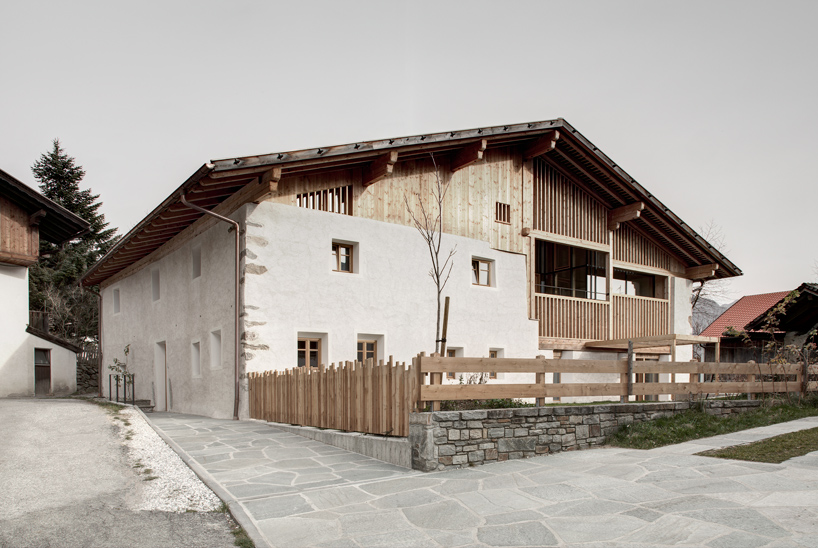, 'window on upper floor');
534,240,607,300
612,268,667,299
332,243,353,273
472,258,492,286
191,341,201,378
495,202,511,224
113,289,120,314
